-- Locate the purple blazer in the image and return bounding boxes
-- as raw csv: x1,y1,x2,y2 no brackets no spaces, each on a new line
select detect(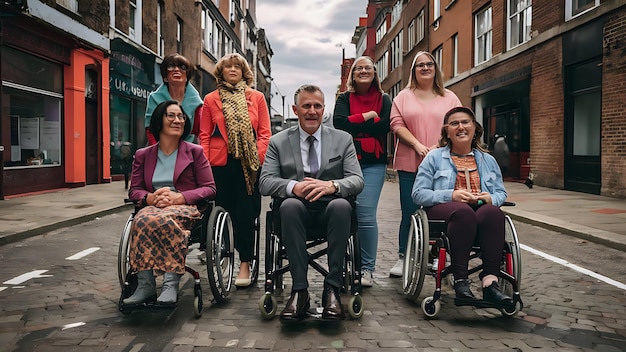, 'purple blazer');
129,140,216,205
